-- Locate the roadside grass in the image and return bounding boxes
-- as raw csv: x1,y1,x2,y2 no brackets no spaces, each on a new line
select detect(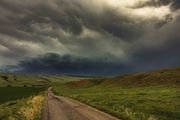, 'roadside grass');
0,94,45,120
0,73,89,119
0,81,46,120
53,84,180,120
